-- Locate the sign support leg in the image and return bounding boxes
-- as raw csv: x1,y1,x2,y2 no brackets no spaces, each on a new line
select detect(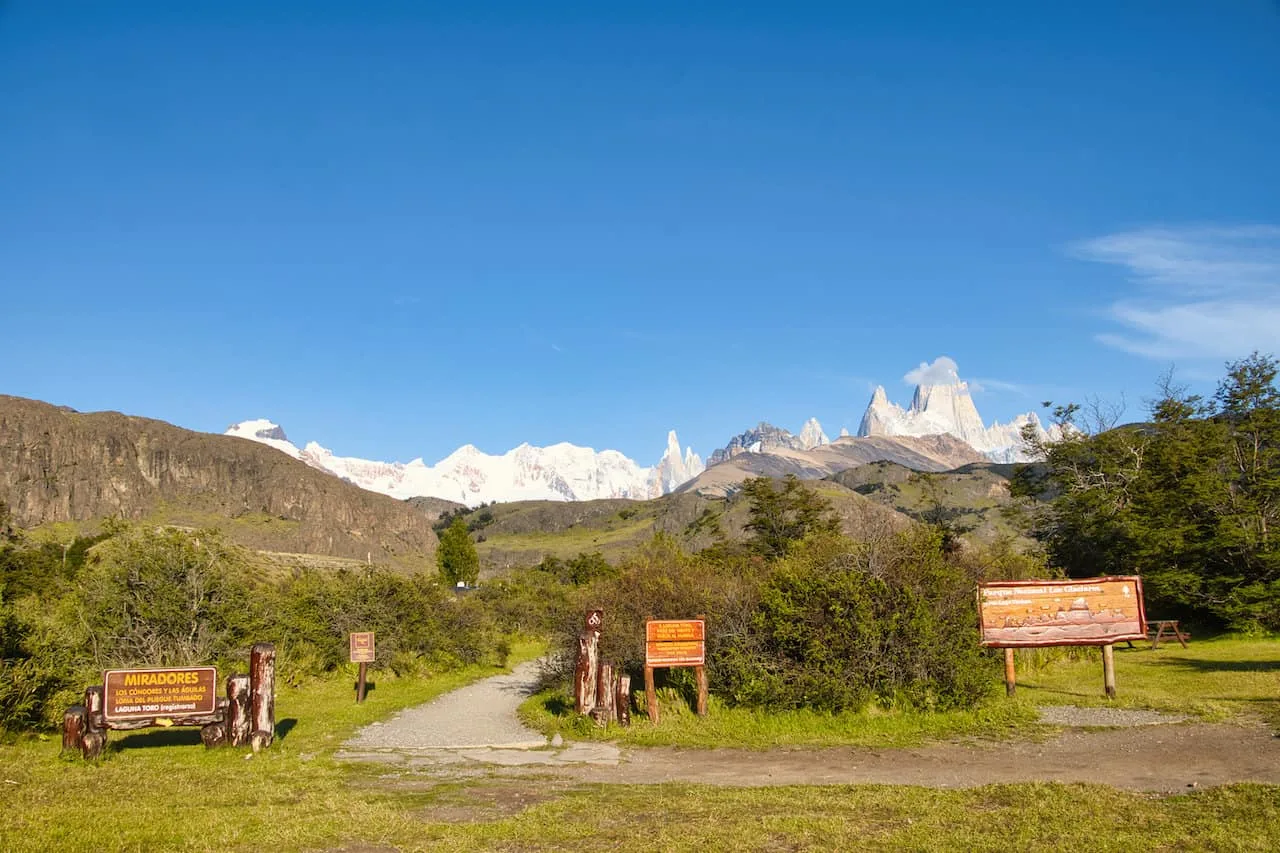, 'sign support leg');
1102,643,1116,699
356,662,368,704
1004,648,1016,697
695,665,708,716
644,665,658,725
